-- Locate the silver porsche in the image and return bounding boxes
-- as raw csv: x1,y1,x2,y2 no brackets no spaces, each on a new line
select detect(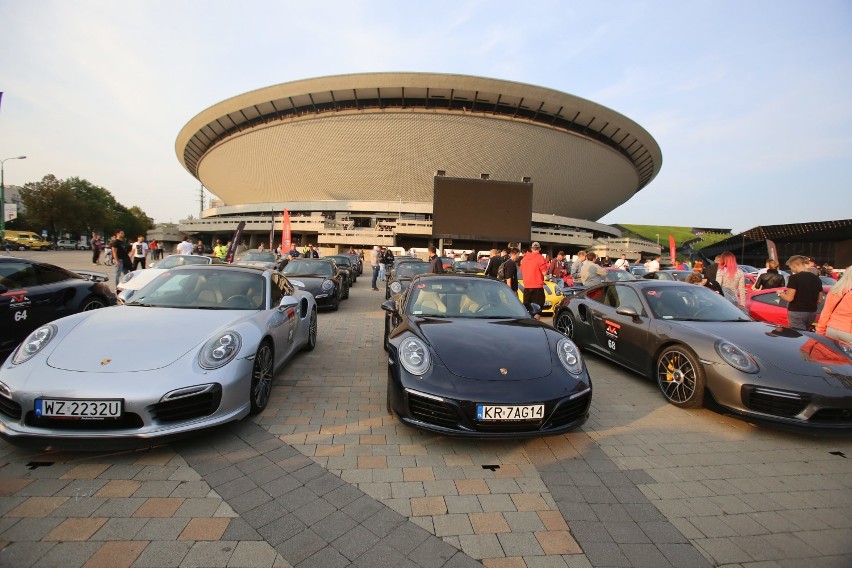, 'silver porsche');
0,265,317,448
